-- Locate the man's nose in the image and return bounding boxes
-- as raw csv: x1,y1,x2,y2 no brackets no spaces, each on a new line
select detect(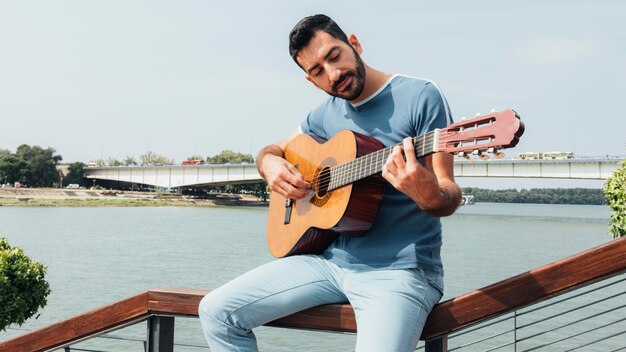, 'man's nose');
327,65,341,83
